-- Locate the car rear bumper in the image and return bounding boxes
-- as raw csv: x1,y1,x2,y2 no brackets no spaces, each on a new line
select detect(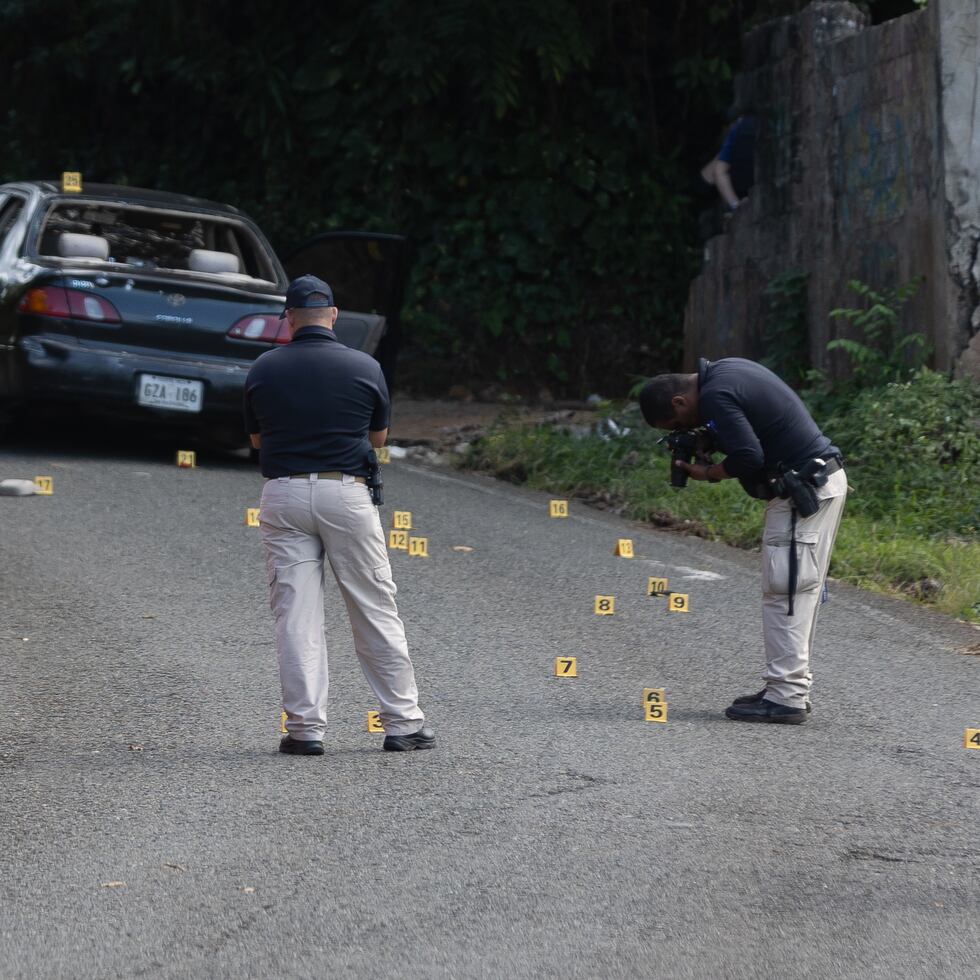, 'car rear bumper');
7,332,251,433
